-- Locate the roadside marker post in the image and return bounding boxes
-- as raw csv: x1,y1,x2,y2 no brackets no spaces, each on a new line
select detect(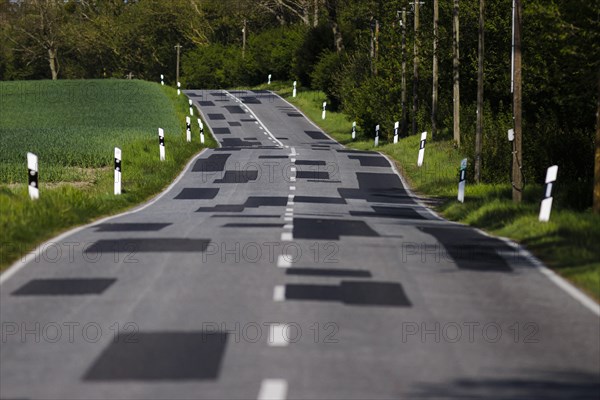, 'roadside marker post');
160,74,164,86
417,131,427,167
322,101,327,120
186,116,192,142
158,128,165,161
539,165,558,222
198,118,205,144
374,124,380,147
458,158,467,203
352,121,356,140
189,99,193,116
27,152,39,200
293,81,297,98
393,121,399,144
268,74,272,85
114,147,121,195
177,81,181,96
